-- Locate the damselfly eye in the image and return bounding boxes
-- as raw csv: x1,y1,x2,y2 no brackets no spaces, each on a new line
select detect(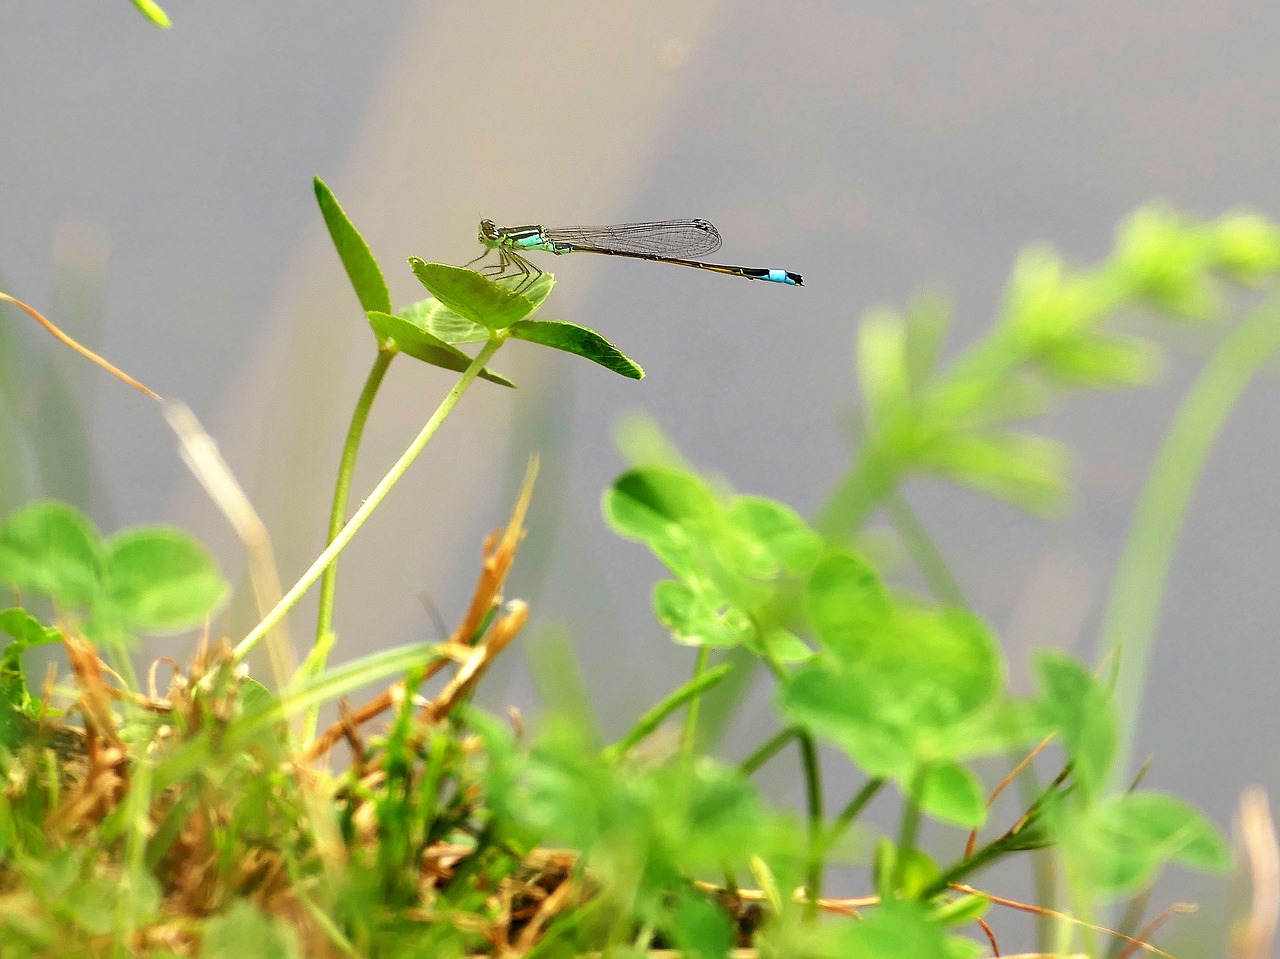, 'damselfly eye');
479,218,498,239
